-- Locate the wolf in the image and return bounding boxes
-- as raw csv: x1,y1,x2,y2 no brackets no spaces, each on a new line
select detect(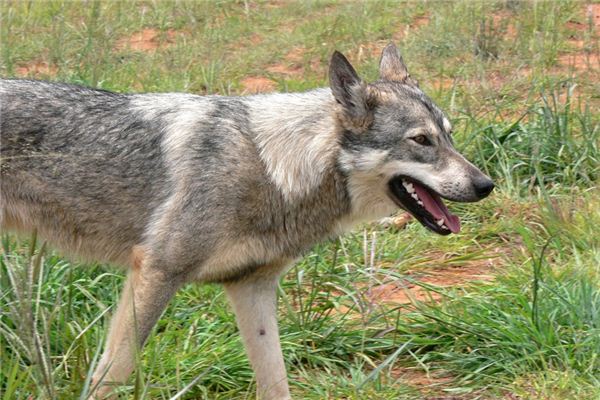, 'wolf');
0,43,494,399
